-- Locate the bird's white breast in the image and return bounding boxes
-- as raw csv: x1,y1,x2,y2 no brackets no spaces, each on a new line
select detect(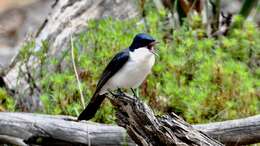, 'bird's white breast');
99,47,155,94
